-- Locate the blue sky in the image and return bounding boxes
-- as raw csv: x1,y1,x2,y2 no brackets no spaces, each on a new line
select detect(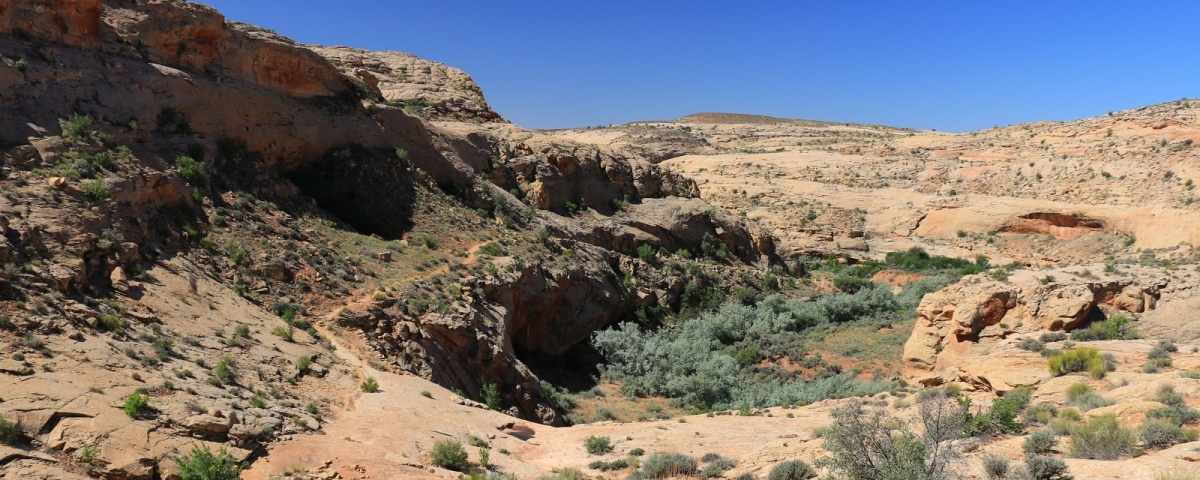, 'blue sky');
200,1,1200,131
